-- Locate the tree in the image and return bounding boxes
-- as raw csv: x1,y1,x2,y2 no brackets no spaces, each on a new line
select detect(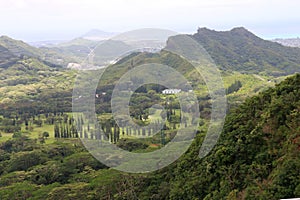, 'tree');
226,80,242,94
33,119,43,127
43,131,49,139
54,123,60,138
161,130,165,146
